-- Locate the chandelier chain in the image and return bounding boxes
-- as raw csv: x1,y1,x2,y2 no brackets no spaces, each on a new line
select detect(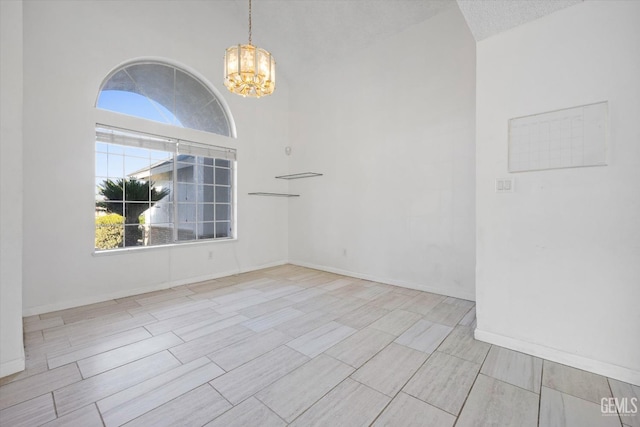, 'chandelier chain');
248,0,252,45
